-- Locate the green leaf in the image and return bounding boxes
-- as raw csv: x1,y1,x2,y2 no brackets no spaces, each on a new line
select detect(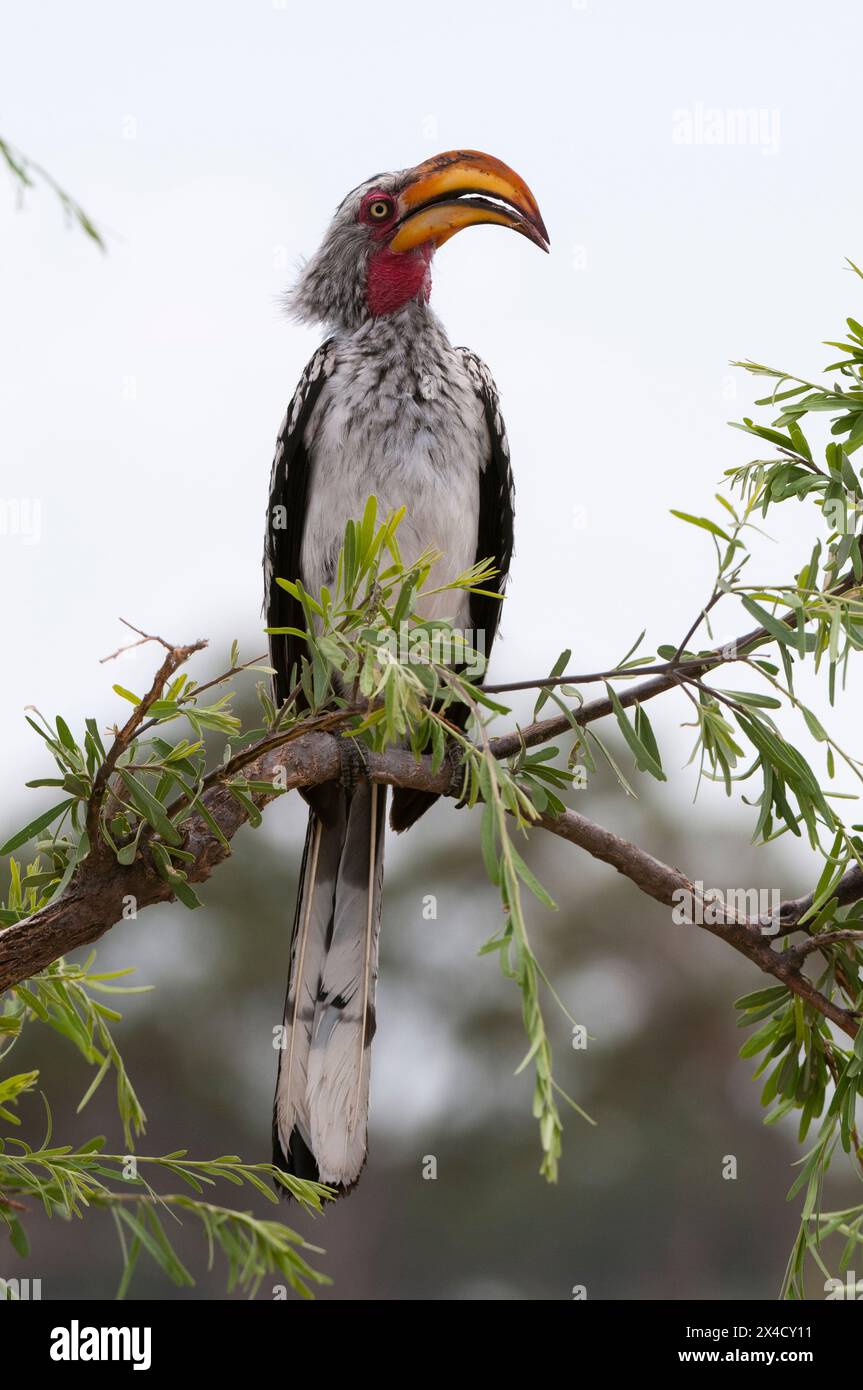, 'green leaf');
480,804,500,886
801,706,828,743
739,595,796,647
49,829,90,902
112,685,141,706
534,649,571,718
634,705,664,775
670,510,732,543
55,715,78,752
150,843,203,909
265,625,307,640
227,785,263,829
740,1016,784,1059
0,799,76,855
118,772,182,846
735,985,788,1011
605,686,666,782
588,729,638,797
7,1217,29,1258
508,843,557,910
